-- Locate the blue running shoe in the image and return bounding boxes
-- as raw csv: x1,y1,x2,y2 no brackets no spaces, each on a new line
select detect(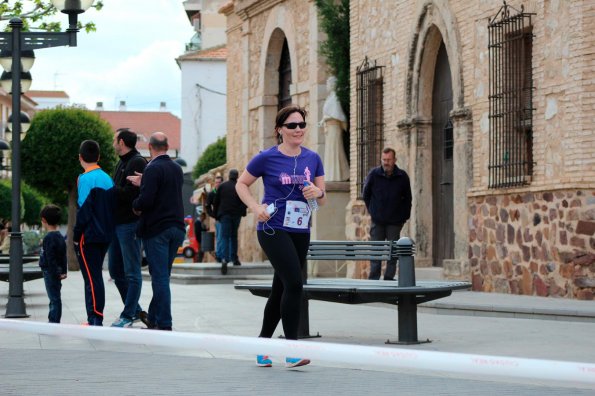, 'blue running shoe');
256,355,272,367
285,357,310,368
111,317,133,328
